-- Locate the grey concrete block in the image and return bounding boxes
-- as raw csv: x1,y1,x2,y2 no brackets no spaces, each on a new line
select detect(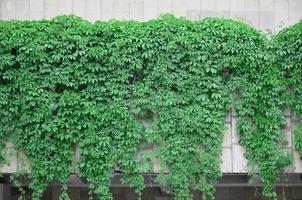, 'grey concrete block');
282,127,292,148
73,0,86,18
129,0,144,20
230,0,245,19
221,147,232,173
0,0,16,19
293,150,302,173
29,0,44,19
58,0,72,16
224,111,231,123
187,9,202,20
245,0,260,29
44,0,58,19
158,0,172,16
115,0,130,20
101,0,115,21
186,0,201,20
172,0,187,17
15,0,29,20
289,0,302,25
86,0,101,21
231,117,240,144
232,144,247,173
222,123,232,148
144,0,158,20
